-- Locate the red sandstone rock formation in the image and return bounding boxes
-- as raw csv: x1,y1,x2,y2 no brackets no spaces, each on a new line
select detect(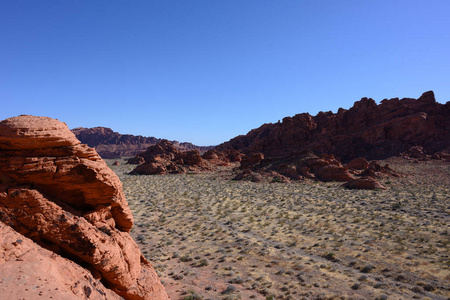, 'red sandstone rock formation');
233,151,397,189
202,149,242,163
217,91,450,162
234,151,355,183
343,177,386,190
240,153,264,170
0,222,122,300
345,157,369,170
128,140,238,175
0,115,168,300
72,127,214,158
